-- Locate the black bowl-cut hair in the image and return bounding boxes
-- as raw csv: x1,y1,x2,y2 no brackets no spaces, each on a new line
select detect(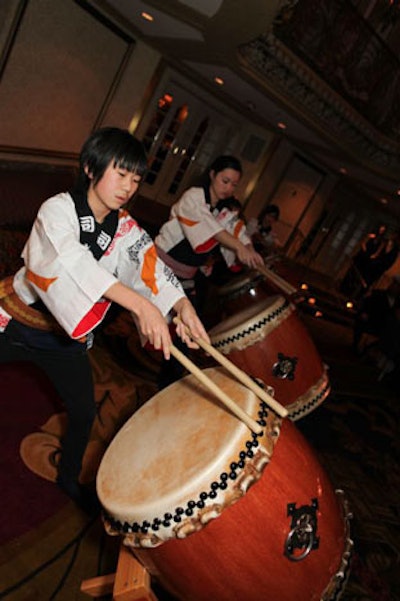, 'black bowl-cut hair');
76,127,148,191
